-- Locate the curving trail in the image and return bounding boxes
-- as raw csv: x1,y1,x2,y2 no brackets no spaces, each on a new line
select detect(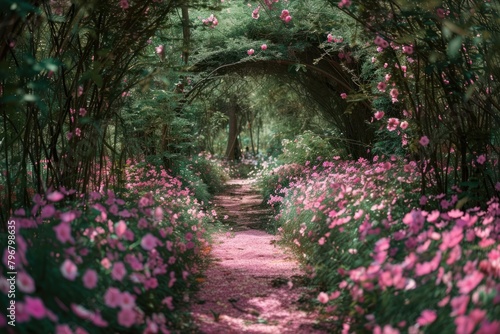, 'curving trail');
191,179,326,334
